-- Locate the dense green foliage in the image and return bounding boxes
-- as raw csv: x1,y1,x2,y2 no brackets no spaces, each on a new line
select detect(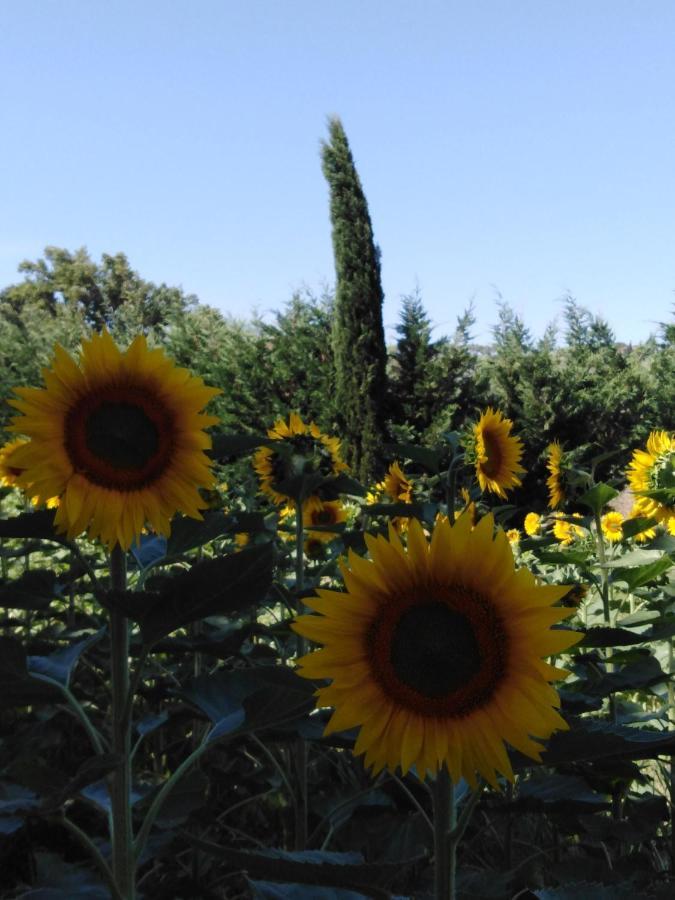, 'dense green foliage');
320,117,389,481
